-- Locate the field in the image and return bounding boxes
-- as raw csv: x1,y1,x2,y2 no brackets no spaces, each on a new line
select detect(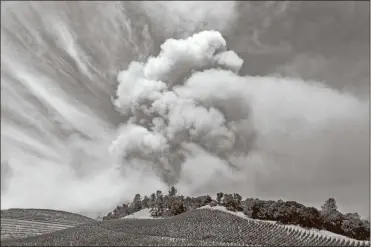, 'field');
1,208,370,246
